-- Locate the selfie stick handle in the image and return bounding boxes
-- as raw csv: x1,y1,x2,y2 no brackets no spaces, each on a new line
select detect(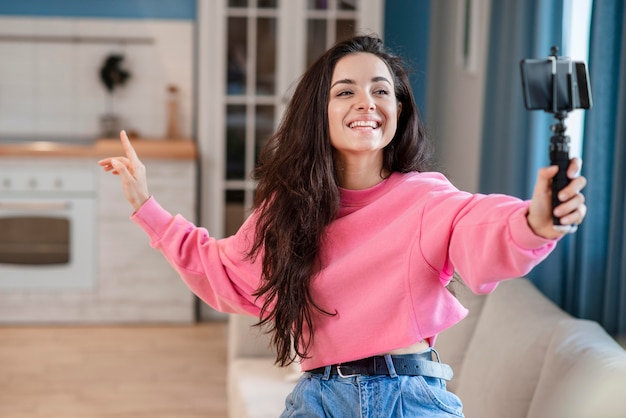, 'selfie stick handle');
548,46,574,230
549,114,571,229
548,46,577,232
